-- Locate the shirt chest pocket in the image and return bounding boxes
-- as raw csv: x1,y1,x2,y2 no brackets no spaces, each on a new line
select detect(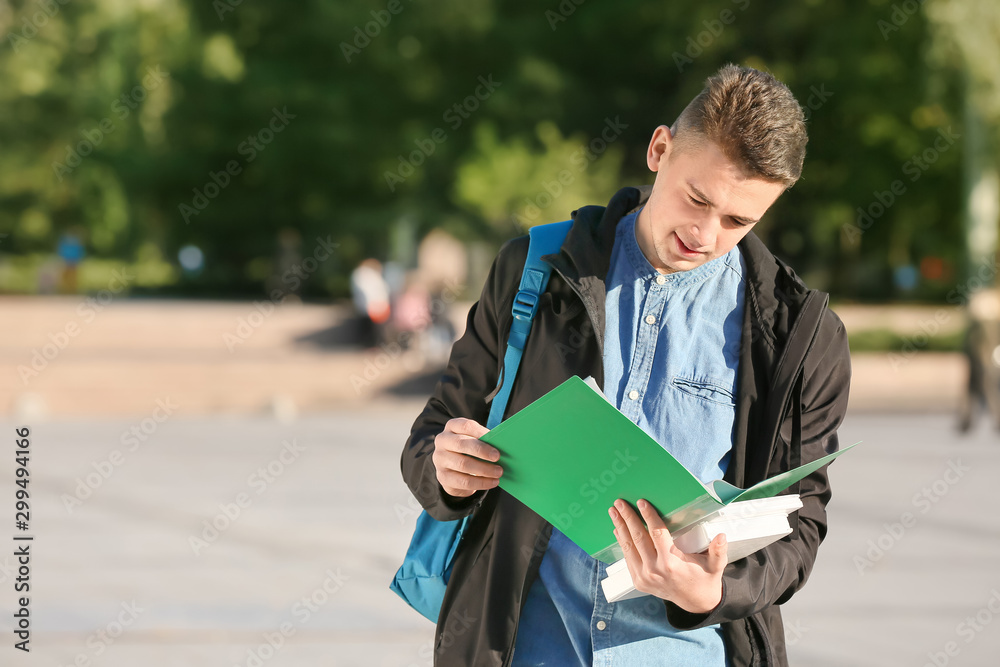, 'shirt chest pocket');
670,375,736,407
